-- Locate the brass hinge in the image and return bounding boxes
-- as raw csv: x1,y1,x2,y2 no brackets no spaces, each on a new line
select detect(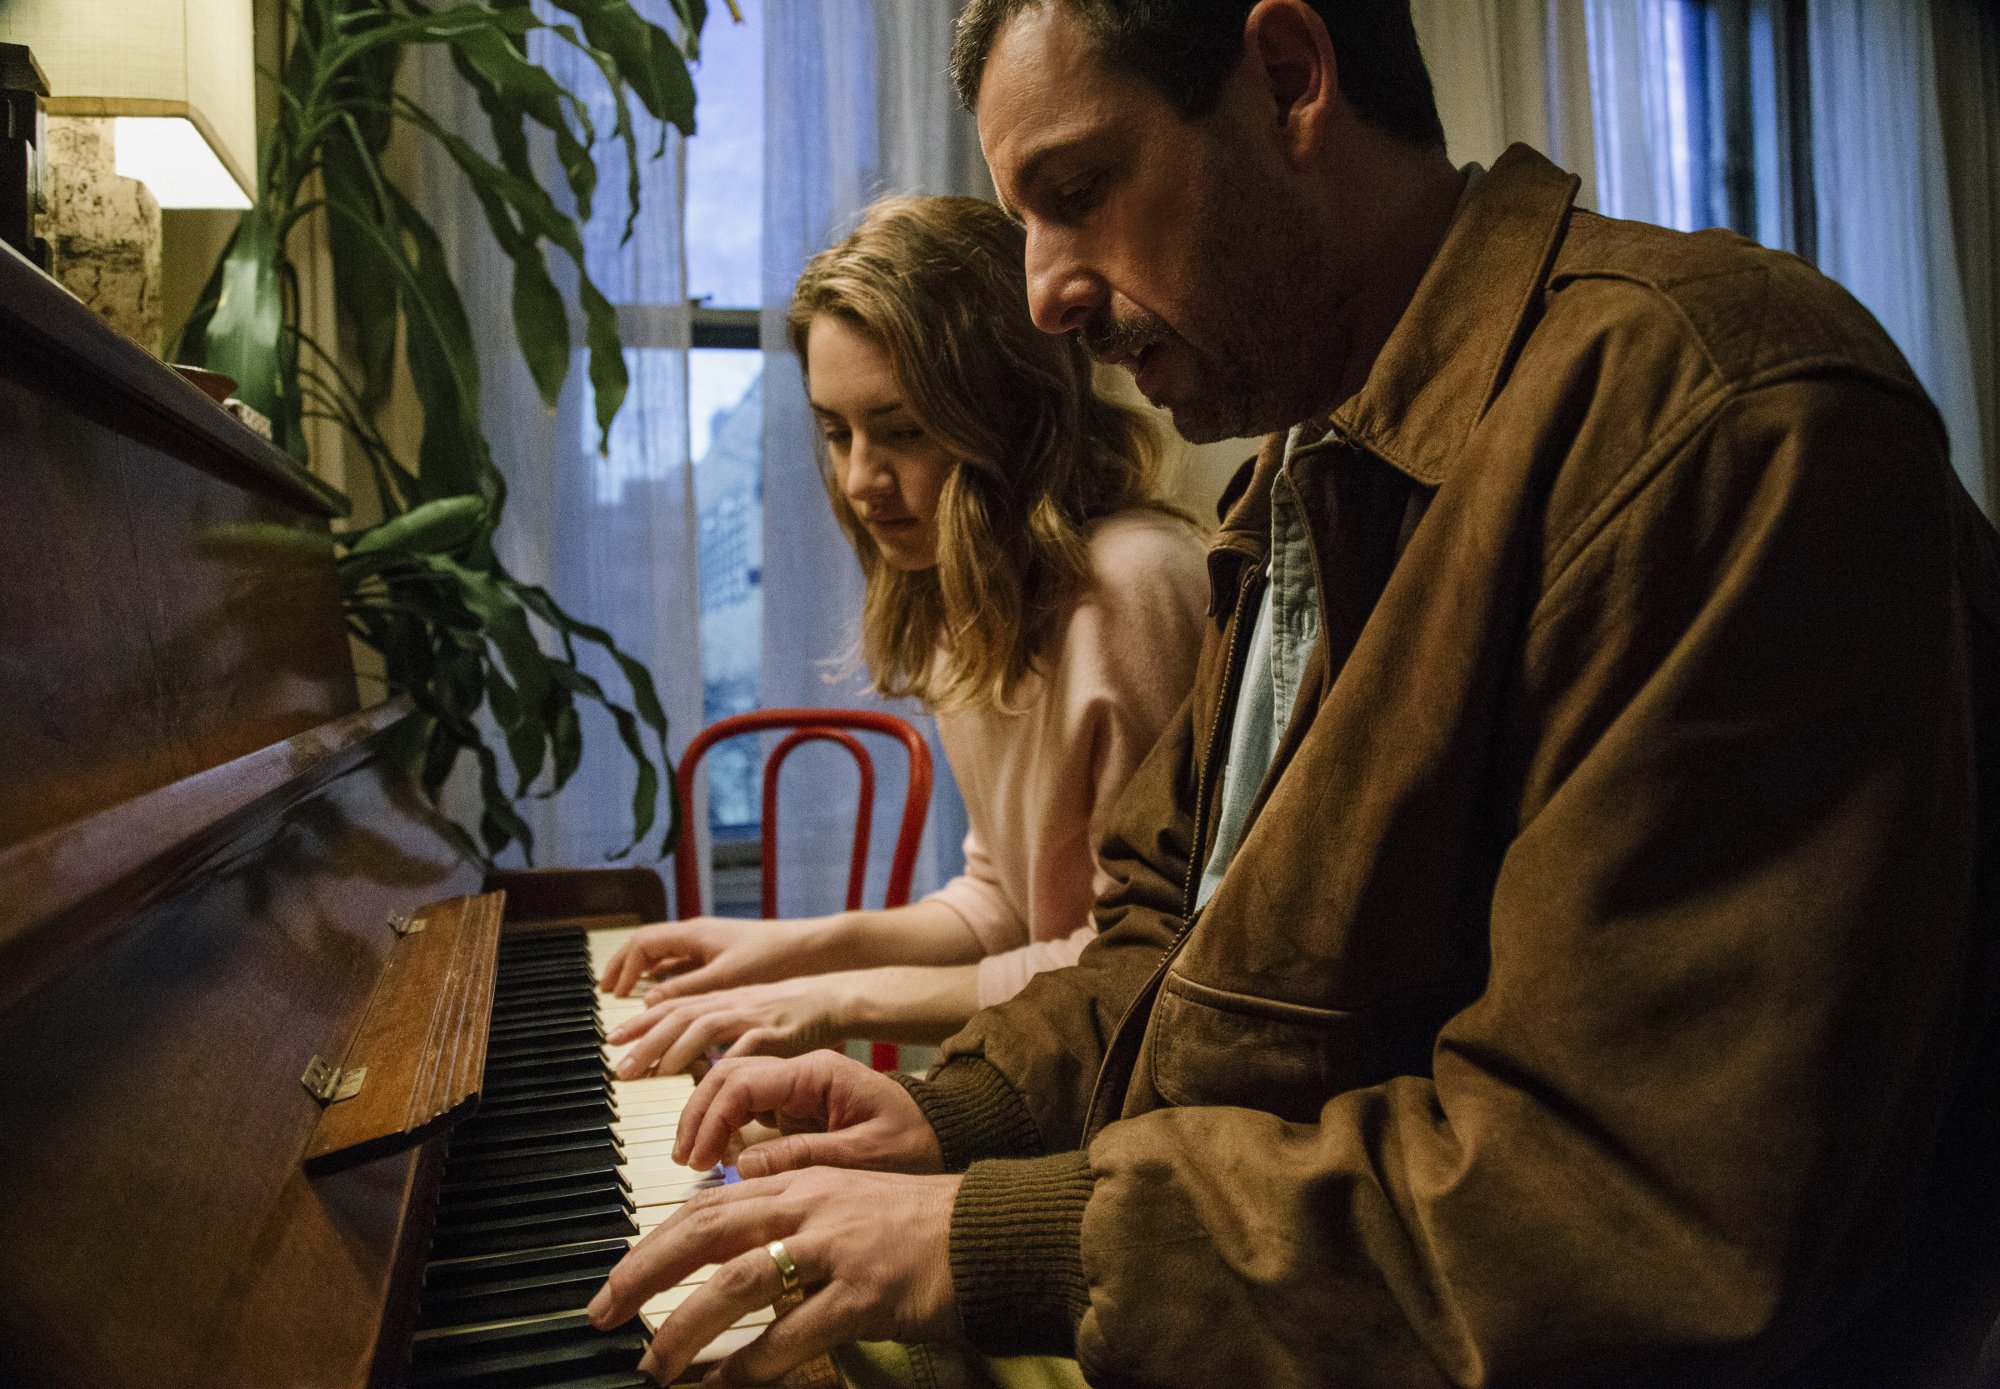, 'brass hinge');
389,912,427,937
301,1056,367,1104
